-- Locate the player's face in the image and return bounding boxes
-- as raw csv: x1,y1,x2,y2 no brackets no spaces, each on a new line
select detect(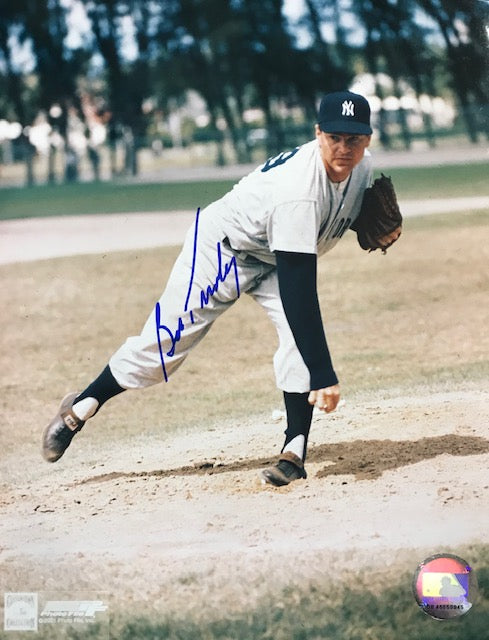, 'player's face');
315,126,371,182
